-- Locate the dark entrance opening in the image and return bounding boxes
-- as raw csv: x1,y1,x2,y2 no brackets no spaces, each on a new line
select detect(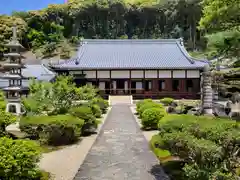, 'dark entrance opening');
116,80,125,89
105,81,111,94
172,80,180,91
74,79,86,87
131,81,136,94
